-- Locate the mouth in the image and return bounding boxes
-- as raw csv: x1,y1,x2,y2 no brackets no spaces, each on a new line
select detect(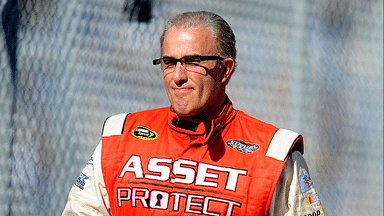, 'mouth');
173,87,193,95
